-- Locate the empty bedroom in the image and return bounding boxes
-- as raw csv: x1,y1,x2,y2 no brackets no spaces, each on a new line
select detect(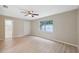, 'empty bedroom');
0,5,79,53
